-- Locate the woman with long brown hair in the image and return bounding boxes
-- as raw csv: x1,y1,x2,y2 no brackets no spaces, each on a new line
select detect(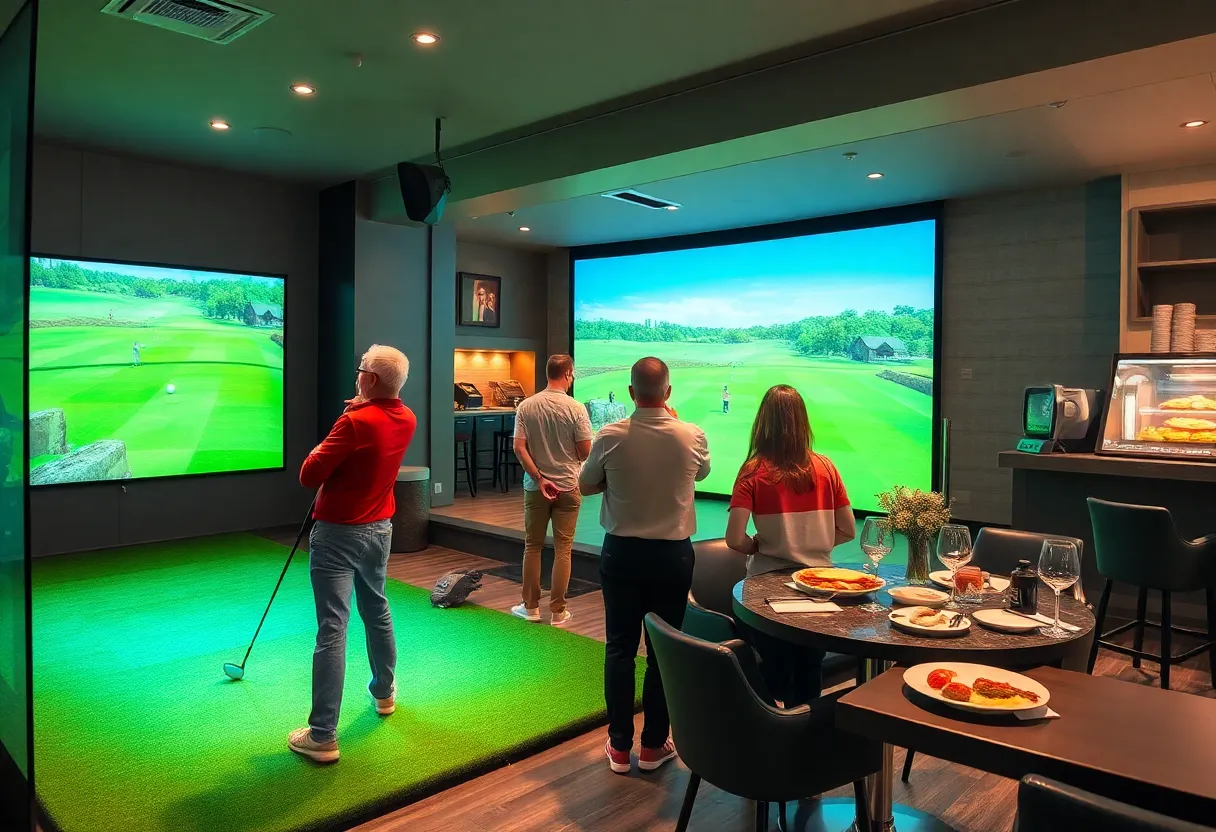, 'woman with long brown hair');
726,384,856,704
